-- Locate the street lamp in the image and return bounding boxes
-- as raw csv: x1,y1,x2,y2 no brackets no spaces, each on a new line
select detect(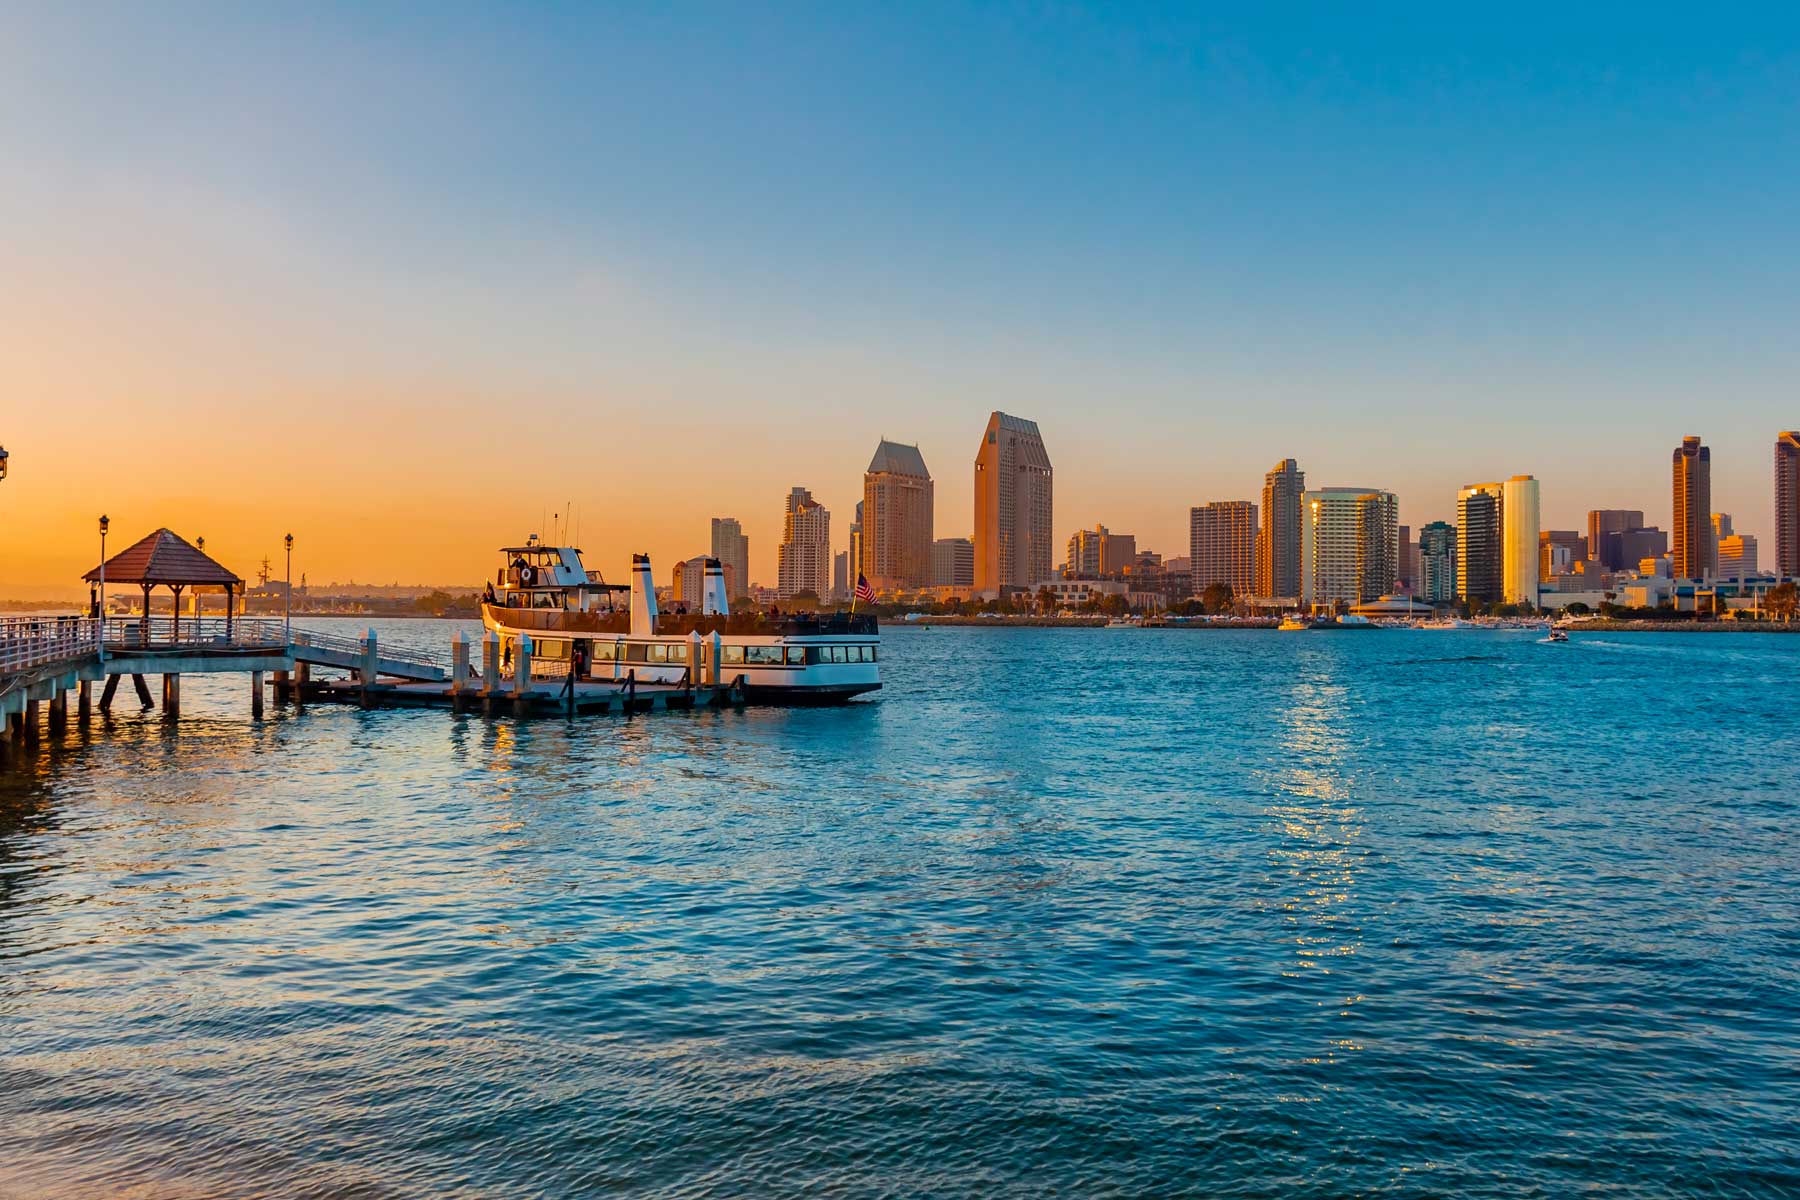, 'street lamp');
284,533,294,641
98,514,109,659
